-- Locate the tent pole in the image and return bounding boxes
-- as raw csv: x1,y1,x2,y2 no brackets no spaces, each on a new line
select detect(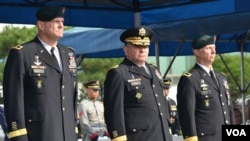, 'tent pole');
240,41,246,124
155,42,160,69
134,12,140,27
133,0,141,27
163,40,185,79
